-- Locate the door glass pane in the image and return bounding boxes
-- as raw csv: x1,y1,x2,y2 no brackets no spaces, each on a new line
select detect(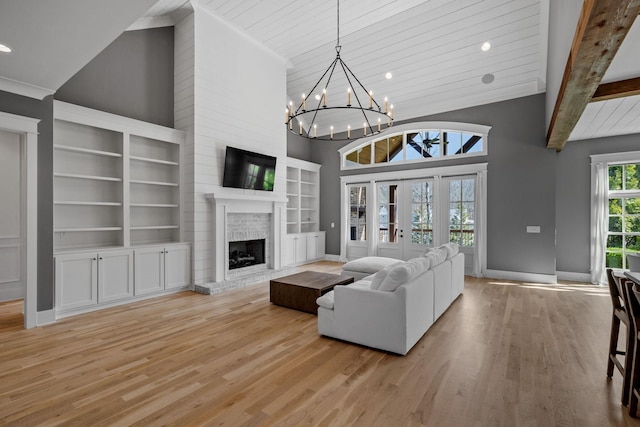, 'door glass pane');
449,178,475,247
410,181,433,245
349,186,366,241
378,184,399,243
